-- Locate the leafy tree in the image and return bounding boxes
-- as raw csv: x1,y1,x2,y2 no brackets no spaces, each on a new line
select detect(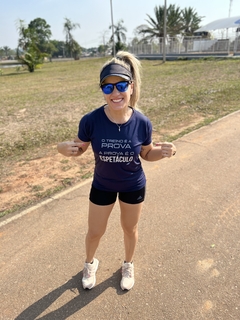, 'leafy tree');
138,6,165,42
167,4,182,36
109,19,127,54
137,4,203,43
129,37,140,46
71,39,81,59
98,44,109,56
44,42,58,60
181,7,203,36
0,47,4,58
16,19,47,72
28,18,52,52
3,46,11,56
63,18,81,58
132,26,151,45
16,19,33,50
17,47,44,72
49,40,66,57
138,5,182,43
